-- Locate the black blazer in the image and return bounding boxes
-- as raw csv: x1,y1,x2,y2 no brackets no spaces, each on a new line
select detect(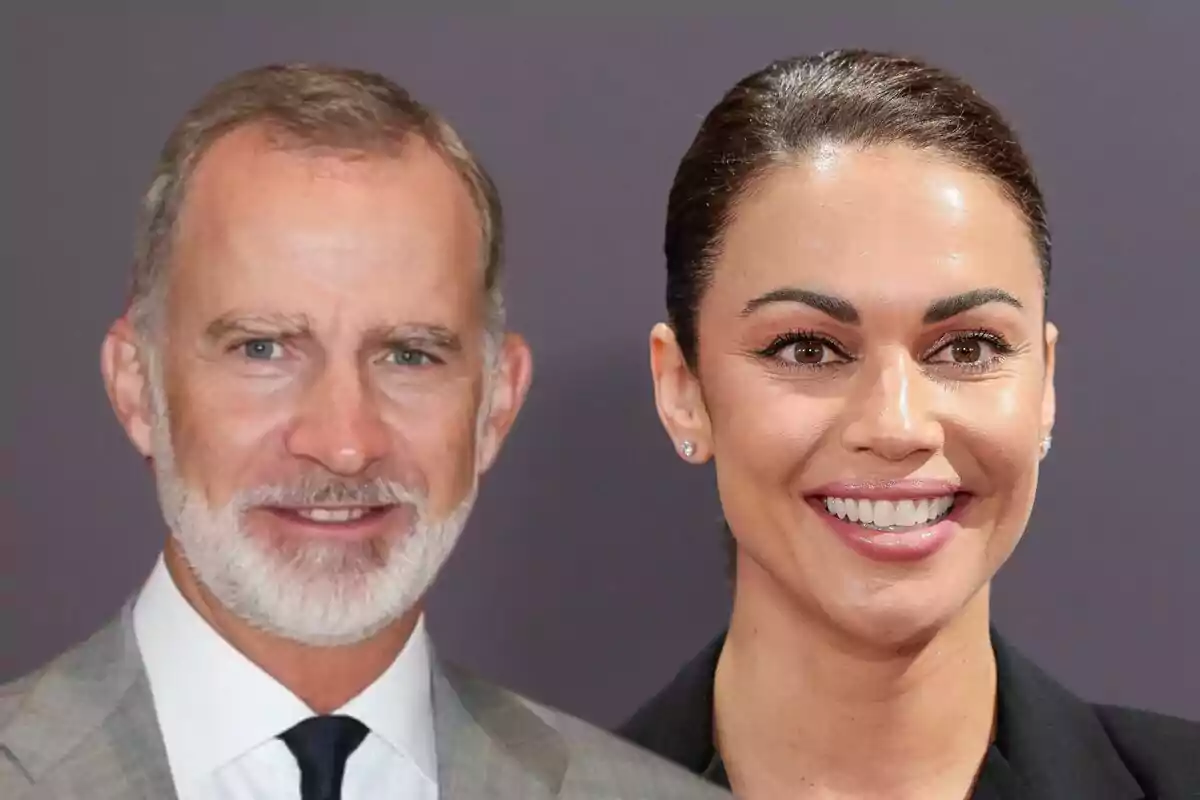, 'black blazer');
619,630,1200,799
